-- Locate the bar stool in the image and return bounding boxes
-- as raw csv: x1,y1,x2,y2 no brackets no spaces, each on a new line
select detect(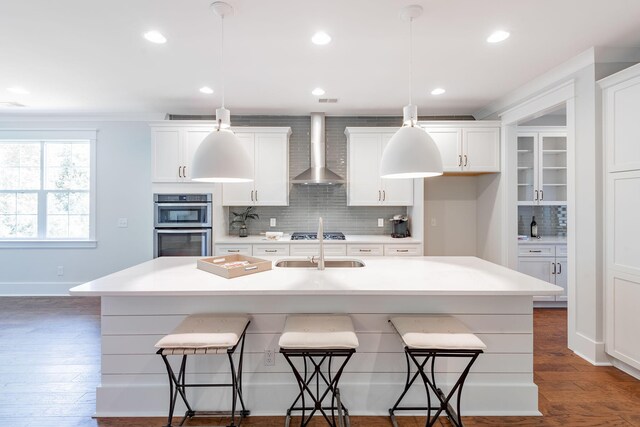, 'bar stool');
155,314,250,427
279,314,359,427
388,316,486,427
